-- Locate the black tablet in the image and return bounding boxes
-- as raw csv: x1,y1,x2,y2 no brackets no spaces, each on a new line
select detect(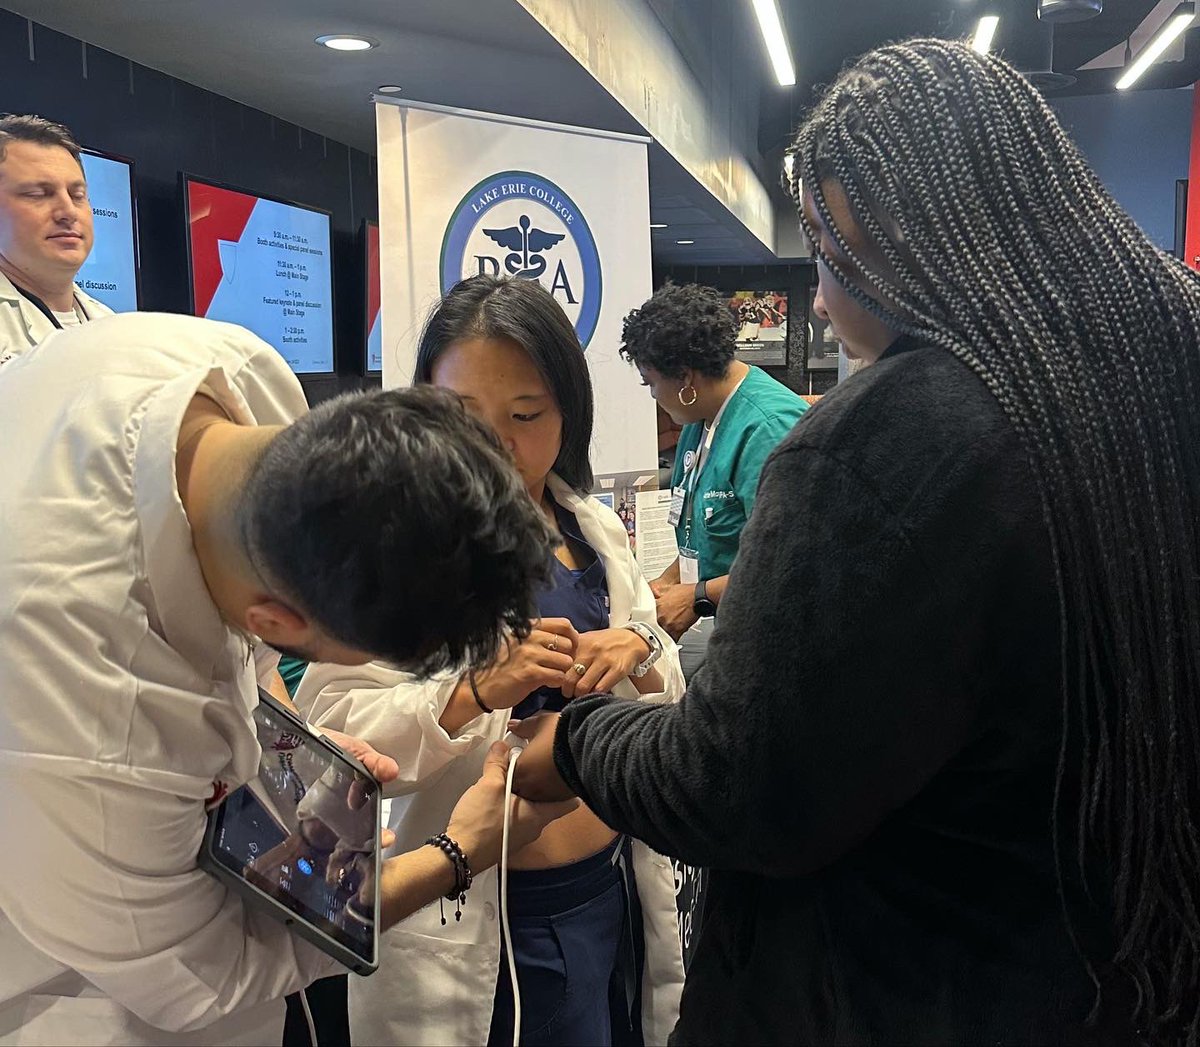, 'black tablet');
199,690,381,974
